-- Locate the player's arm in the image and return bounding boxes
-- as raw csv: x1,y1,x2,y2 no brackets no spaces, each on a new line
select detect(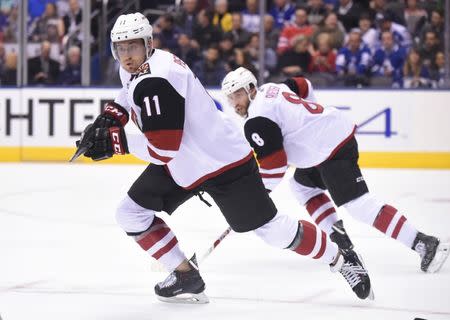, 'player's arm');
282,77,317,102
244,117,288,192
127,76,185,165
